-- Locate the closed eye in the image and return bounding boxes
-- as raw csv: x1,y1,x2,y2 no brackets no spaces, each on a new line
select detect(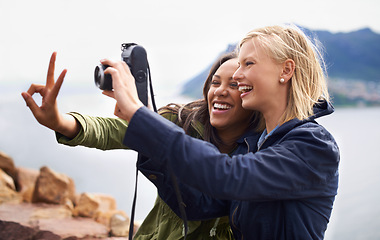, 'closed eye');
211,80,221,86
245,61,254,66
